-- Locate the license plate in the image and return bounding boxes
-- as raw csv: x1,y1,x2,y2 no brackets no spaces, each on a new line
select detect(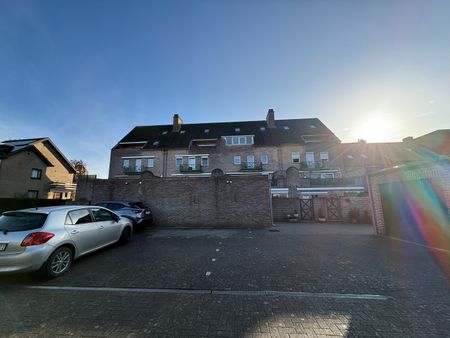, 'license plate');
0,243,7,251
